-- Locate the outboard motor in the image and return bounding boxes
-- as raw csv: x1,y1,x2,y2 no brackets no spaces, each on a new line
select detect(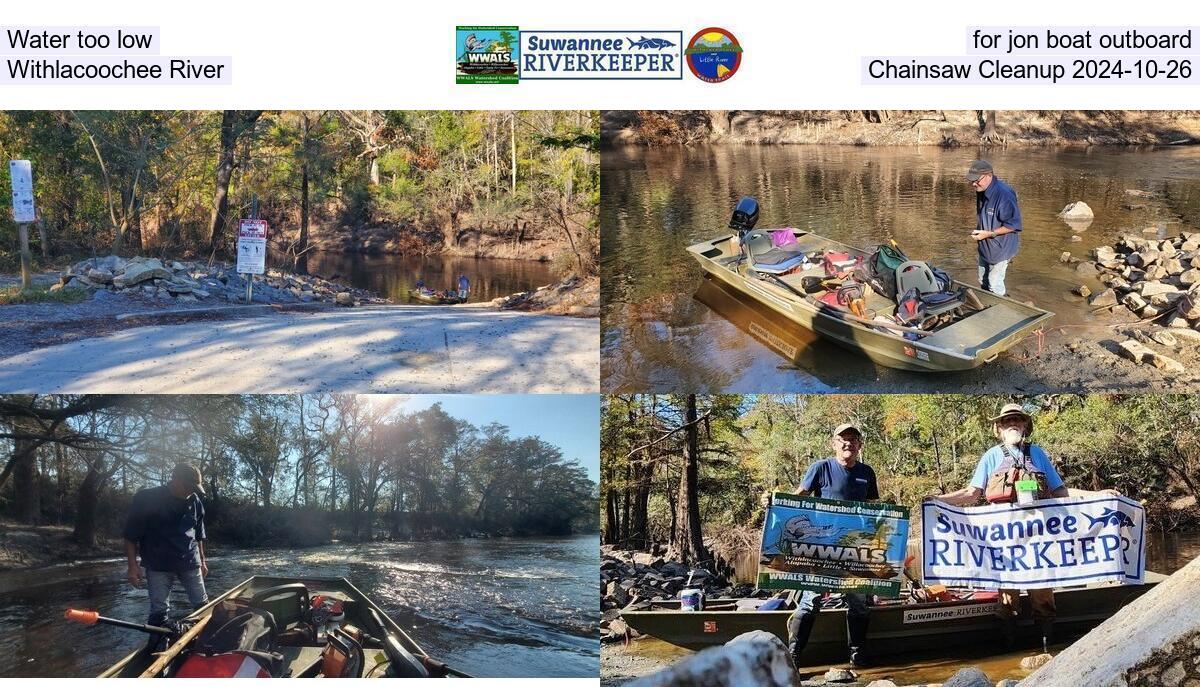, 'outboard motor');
729,196,761,273
729,196,759,233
